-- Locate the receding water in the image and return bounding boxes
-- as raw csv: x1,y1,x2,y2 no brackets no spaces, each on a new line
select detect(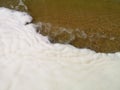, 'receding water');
0,0,120,53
